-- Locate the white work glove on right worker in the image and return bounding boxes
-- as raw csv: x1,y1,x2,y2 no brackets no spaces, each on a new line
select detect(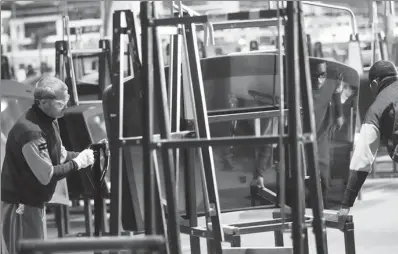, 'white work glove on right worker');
73,149,95,169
